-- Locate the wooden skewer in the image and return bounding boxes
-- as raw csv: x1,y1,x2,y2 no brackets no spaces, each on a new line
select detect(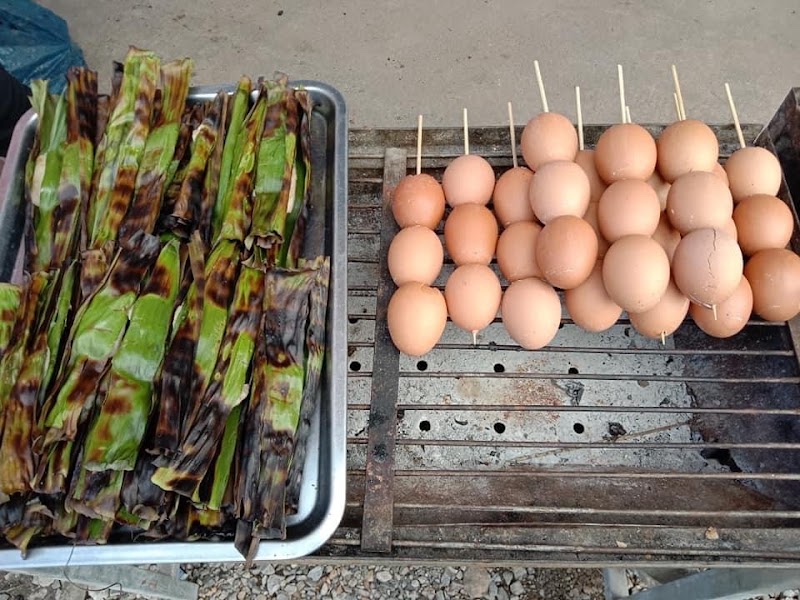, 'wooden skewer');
661,331,666,346
575,86,584,151
472,330,478,346
617,64,627,124
463,107,469,155
626,105,632,125
671,64,686,120
725,83,746,149
416,114,423,175
712,304,718,321
673,92,682,121
507,101,518,168
534,60,549,113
